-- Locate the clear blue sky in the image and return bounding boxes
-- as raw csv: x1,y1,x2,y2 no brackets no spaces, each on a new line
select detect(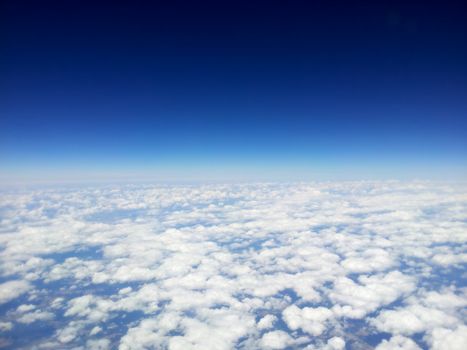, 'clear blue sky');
1,0,466,182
